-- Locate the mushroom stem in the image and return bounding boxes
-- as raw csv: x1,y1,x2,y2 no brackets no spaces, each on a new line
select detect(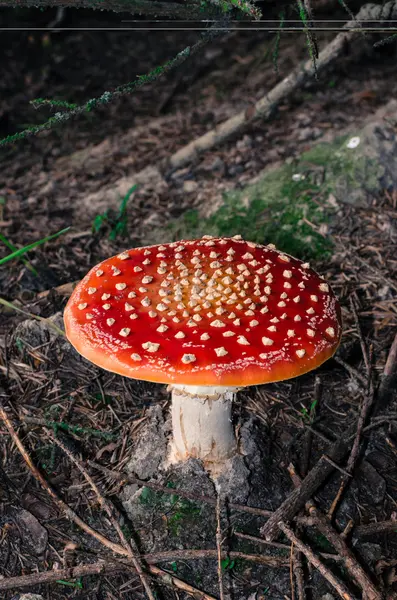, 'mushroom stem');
168,385,238,473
